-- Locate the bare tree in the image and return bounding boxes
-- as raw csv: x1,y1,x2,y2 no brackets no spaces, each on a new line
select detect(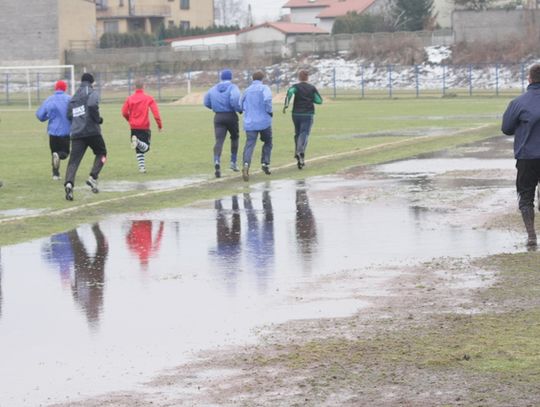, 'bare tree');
215,0,250,27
